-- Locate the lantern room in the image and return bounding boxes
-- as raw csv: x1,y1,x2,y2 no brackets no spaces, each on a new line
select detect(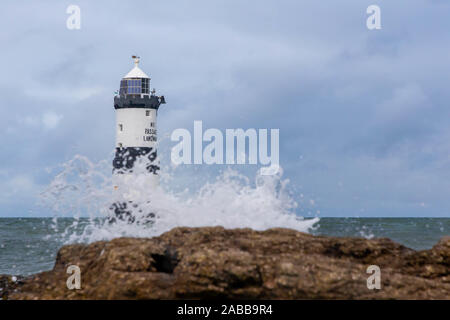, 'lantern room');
119,56,151,96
